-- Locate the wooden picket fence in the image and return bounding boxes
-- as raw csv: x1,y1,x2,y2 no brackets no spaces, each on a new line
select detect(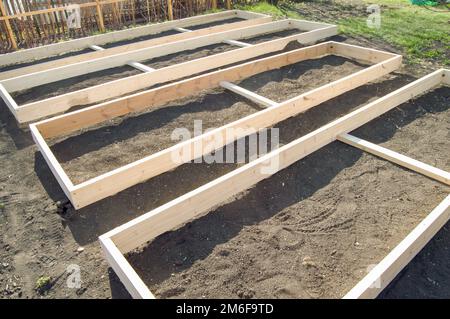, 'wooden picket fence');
0,0,235,53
